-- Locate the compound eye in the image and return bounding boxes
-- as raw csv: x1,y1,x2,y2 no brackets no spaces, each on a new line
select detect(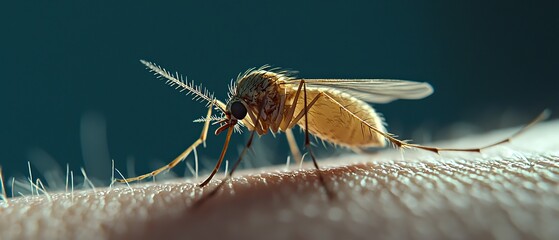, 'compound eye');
230,101,247,120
